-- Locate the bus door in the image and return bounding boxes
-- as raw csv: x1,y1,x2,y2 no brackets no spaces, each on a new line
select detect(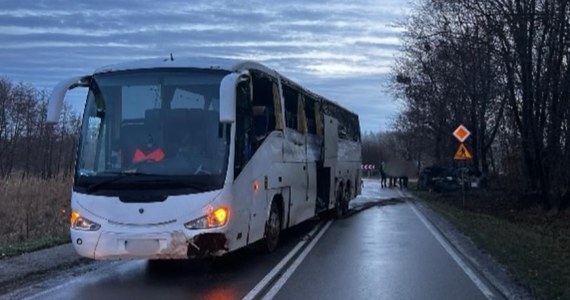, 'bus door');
233,78,259,244
298,95,310,208
321,115,338,211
